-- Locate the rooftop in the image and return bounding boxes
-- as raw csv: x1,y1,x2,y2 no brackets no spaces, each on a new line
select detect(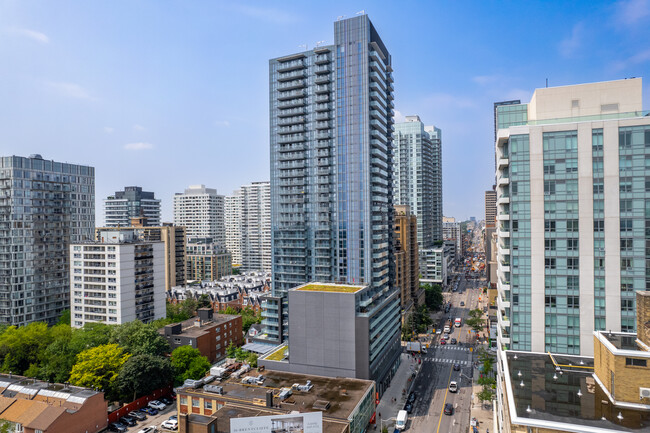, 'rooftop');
163,314,240,338
206,406,346,433
294,282,366,294
178,369,373,422
504,351,650,432
600,331,649,352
